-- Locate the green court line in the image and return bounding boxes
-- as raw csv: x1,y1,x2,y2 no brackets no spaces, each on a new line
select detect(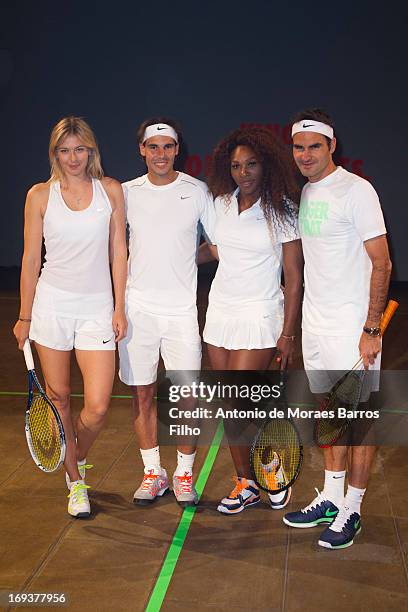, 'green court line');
145,420,224,612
